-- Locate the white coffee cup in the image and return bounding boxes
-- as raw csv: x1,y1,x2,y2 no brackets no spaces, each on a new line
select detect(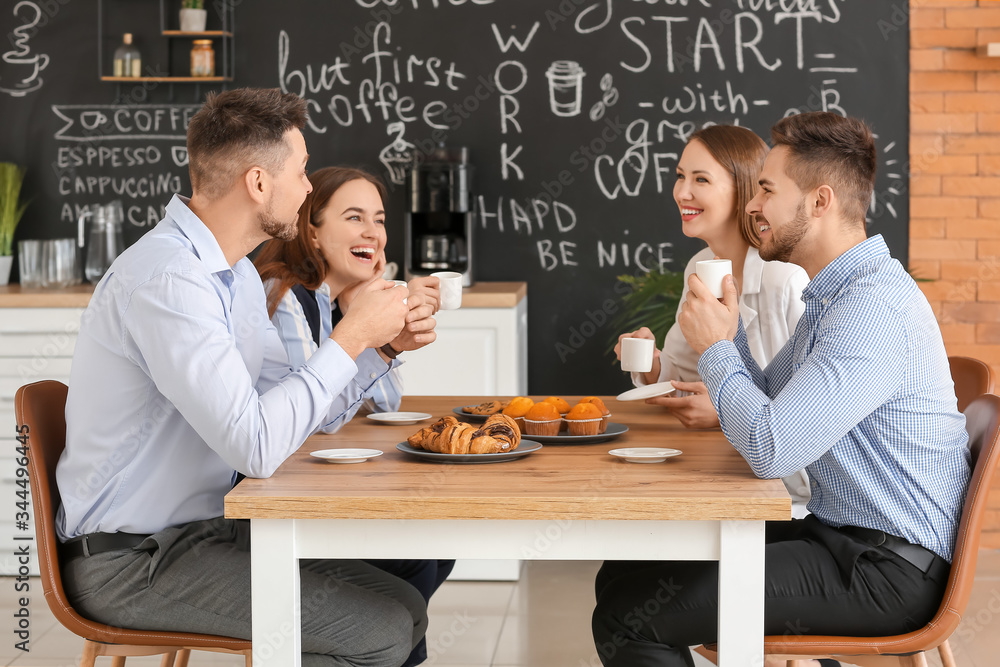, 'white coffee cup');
620,337,655,373
695,259,733,299
431,271,463,310
392,280,408,304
